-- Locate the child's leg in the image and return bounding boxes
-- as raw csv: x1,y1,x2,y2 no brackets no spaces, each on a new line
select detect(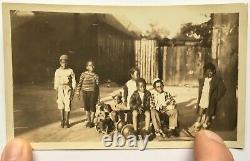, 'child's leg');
132,110,139,131
196,108,204,123
89,91,96,123
64,87,72,127
167,109,178,129
111,111,117,122
203,114,211,129
151,109,161,131
65,111,70,127
90,111,95,123
144,110,151,131
57,87,65,127
60,109,65,127
86,111,91,122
